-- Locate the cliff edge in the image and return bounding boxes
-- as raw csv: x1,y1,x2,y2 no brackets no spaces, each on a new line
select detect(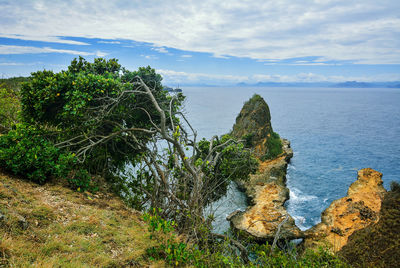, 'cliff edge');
303,168,387,252
228,94,302,241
